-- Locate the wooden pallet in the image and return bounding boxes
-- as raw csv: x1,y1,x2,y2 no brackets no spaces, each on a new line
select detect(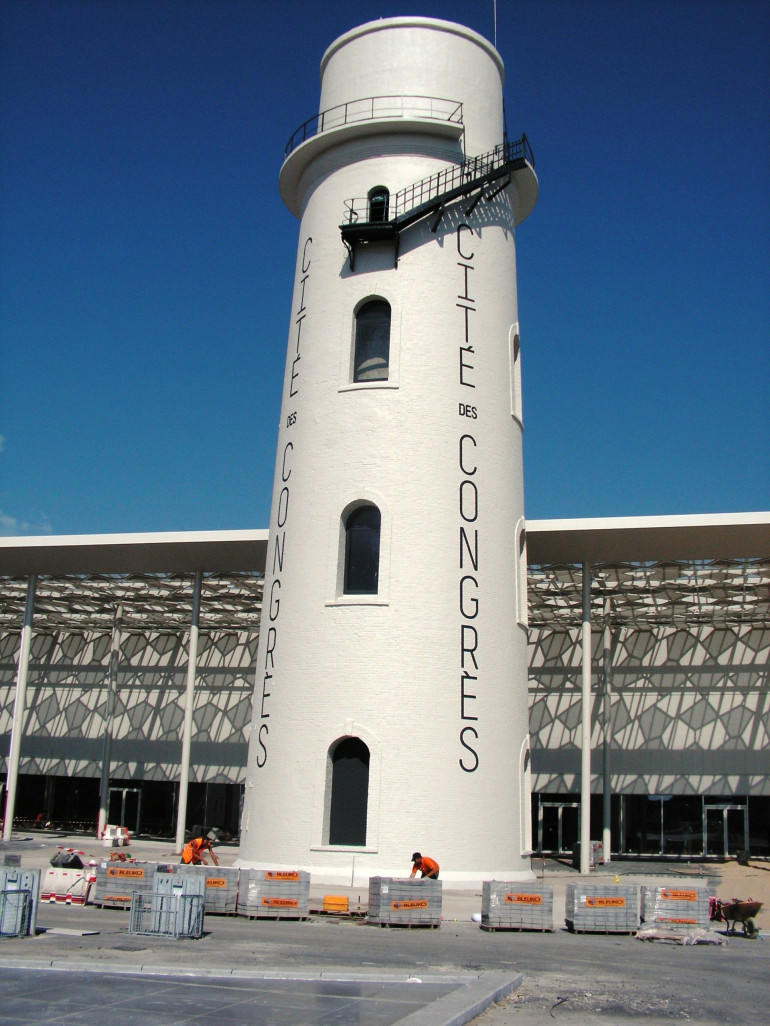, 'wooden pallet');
236,912,309,922
309,908,367,919
566,921,637,936
367,920,440,929
479,923,553,933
